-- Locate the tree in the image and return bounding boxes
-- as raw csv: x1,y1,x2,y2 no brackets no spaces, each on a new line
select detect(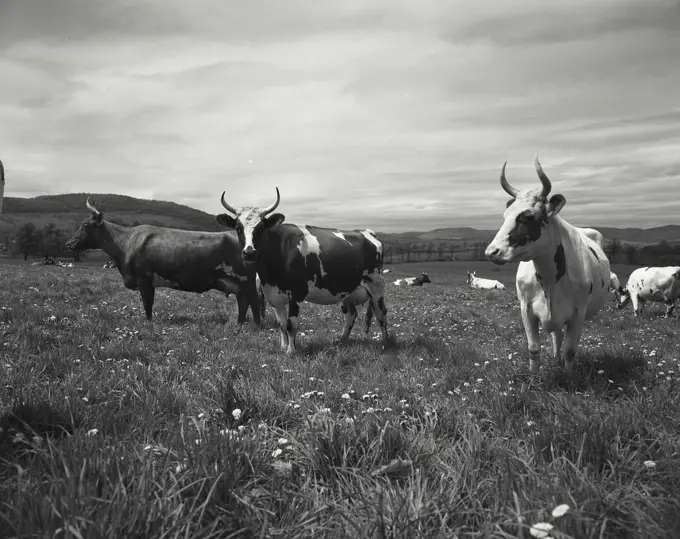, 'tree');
12,223,43,260
609,238,621,263
624,243,638,265
41,223,66,258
